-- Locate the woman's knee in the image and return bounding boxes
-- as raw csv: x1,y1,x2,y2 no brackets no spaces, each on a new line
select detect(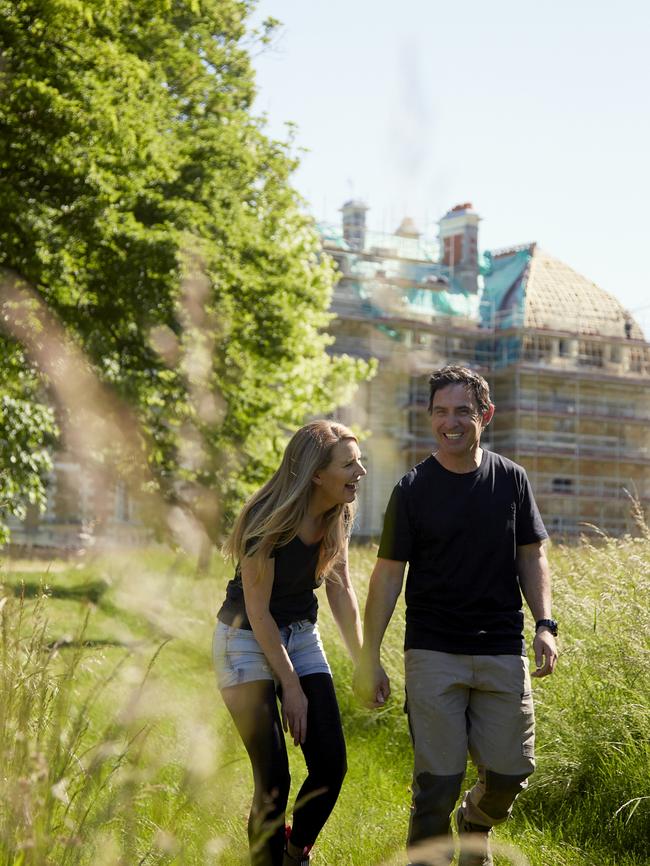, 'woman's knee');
309,739,347,794
329,744,347,791
252,769,291,818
